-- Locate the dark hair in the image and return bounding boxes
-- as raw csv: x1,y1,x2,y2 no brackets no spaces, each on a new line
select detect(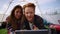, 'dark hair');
23,3,35,11
6,5,23,30
10,5,23,19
